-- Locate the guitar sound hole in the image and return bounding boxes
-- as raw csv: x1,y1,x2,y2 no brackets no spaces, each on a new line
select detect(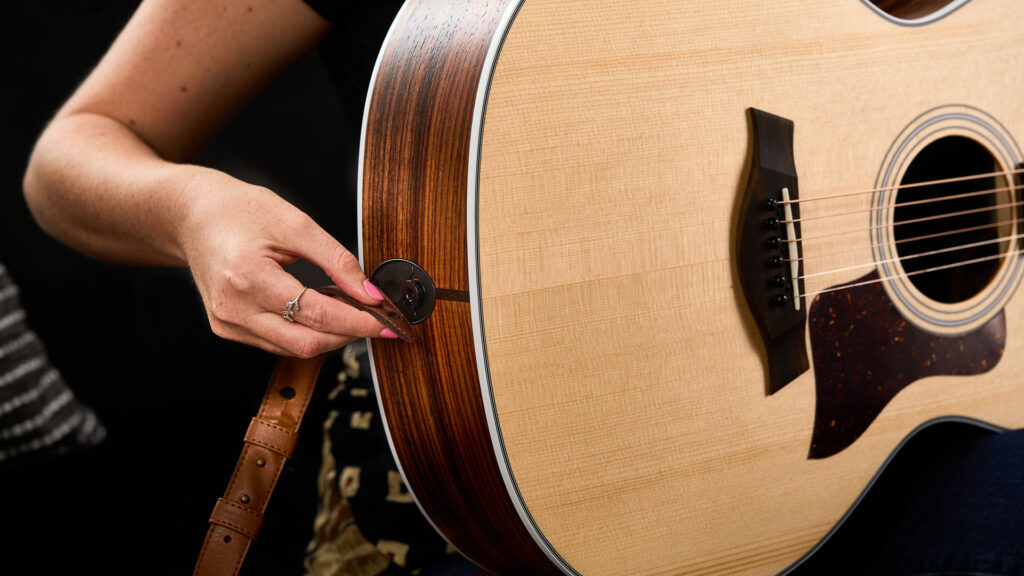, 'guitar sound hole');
867,0,960,20
893,136,1014,304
